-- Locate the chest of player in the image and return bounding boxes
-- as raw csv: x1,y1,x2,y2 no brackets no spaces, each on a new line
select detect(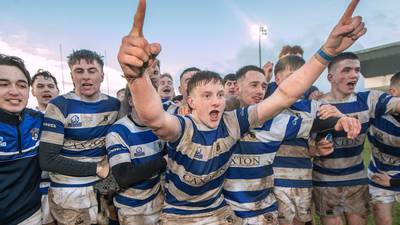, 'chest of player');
64,112,115,139
0,120,41,161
